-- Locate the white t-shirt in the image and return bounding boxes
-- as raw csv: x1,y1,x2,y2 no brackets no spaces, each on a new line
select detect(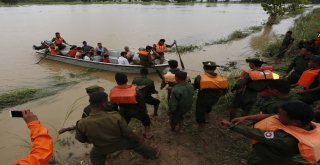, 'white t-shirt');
84,55,91,61
133,53,140,61
118,56,130,65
